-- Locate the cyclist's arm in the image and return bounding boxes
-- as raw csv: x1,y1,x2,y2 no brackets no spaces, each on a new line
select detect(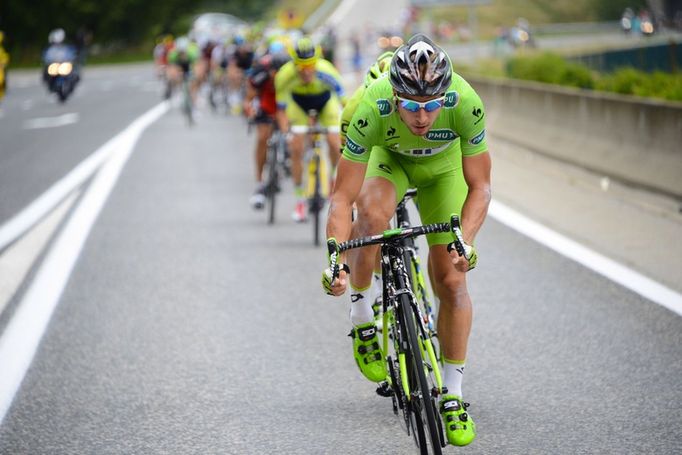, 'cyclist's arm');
243,81,258,118
454,77,491,244
340,86,364,147
317,59,346,104
328,94,381,251
326,157,367,255
460,152,491,245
